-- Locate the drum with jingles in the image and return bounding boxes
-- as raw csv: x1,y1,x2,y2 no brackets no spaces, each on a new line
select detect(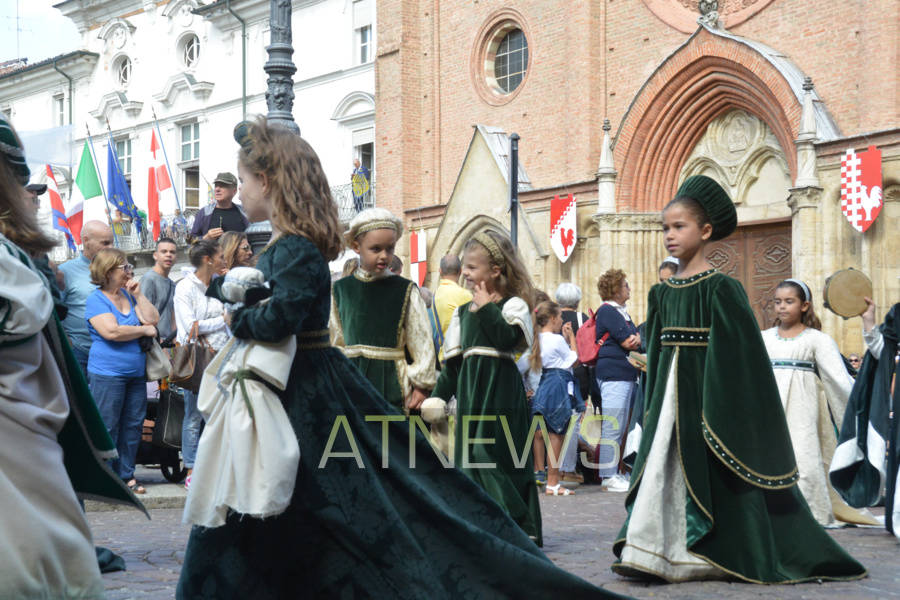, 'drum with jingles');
823,268,873,319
